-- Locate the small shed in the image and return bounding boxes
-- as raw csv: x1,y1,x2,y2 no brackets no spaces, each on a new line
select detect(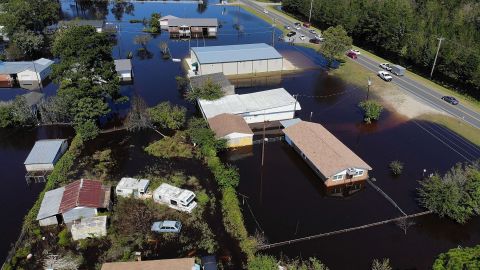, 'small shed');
168,18,218,38
116,177,150,198
159,15,179,30
24,139,68,183
189,43,283,75
114,59,133,81
36,187,65,226
189,72,235,96
70,216,108,241
101,258,197,270
58,20,105,33
0,58,53,90
207,113,253,148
